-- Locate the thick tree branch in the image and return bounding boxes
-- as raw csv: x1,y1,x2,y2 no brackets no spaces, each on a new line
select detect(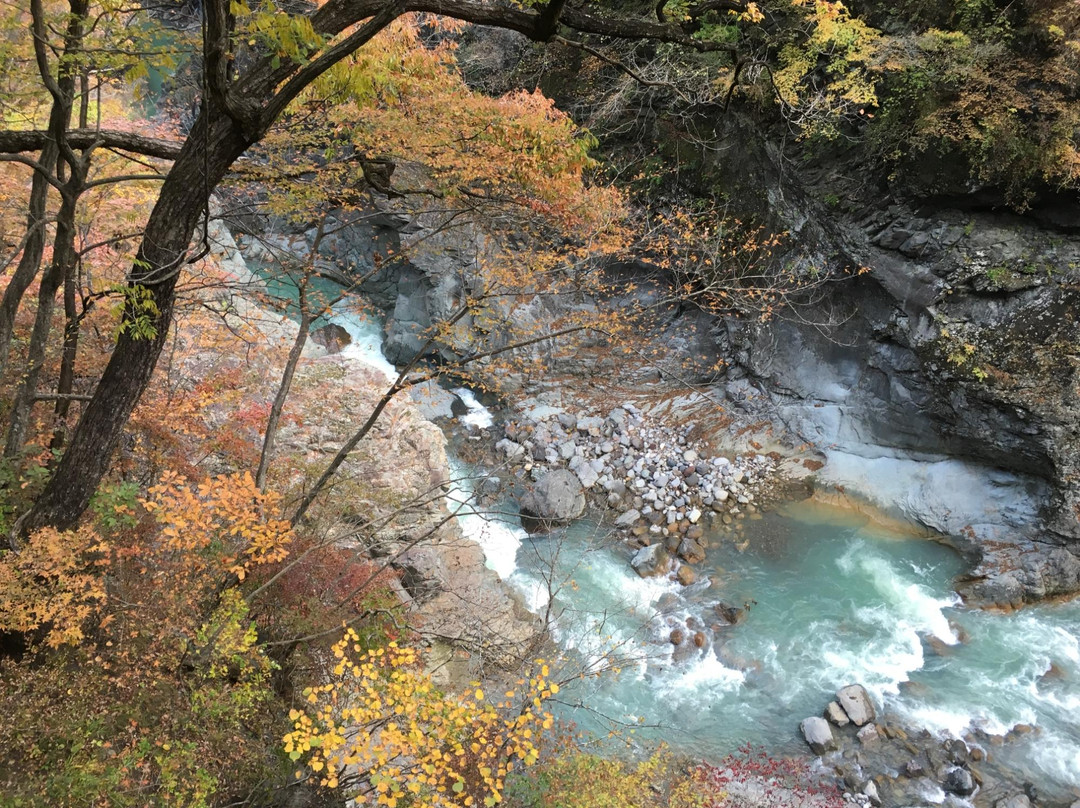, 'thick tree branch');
0,128,182,160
